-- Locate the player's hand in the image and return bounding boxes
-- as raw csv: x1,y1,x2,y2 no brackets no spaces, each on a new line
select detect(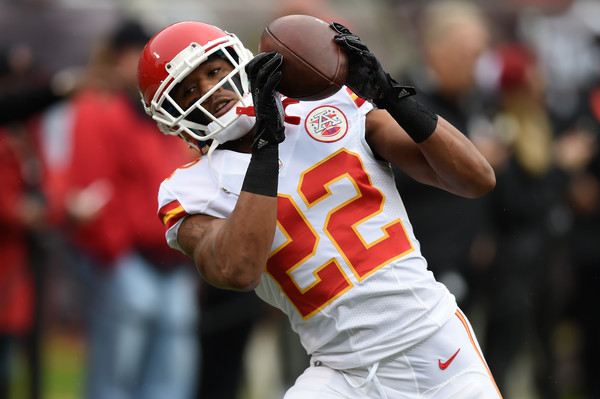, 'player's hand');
245,51,285,152
331,22,416,105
